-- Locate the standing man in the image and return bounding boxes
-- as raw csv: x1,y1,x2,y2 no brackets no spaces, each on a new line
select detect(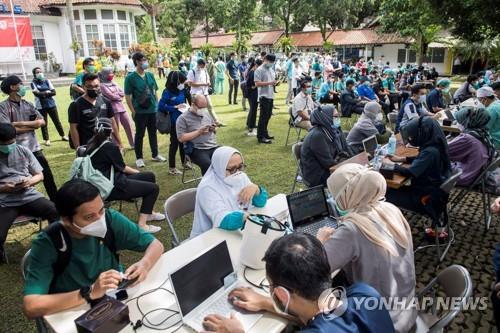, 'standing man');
206,57,215,89
125,52,166,168
68,73,121,150
254,54,277,144
0,76,58,202
214,57,226,95
238,54,248,111
285,55,295,104
156,54,165,79
226,52,239,105
187,58,221,125
71,57,96,100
